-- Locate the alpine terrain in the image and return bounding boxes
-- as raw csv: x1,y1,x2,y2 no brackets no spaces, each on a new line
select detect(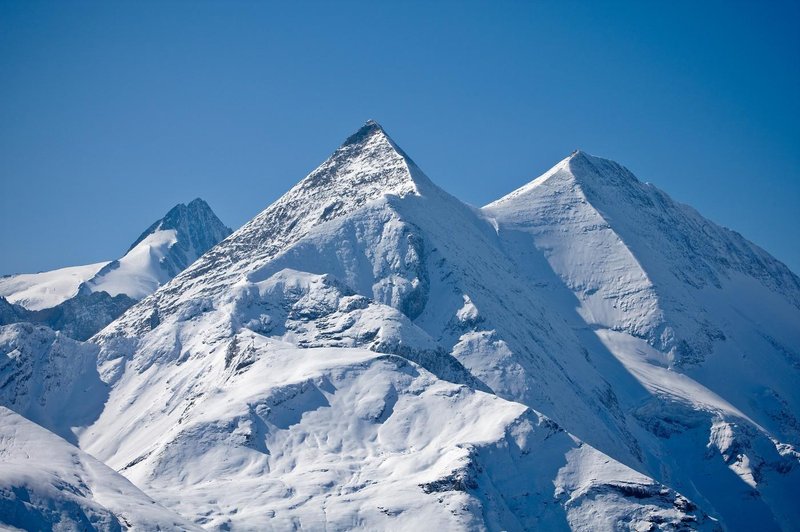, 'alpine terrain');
0,198,231,340
0,121,797,531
